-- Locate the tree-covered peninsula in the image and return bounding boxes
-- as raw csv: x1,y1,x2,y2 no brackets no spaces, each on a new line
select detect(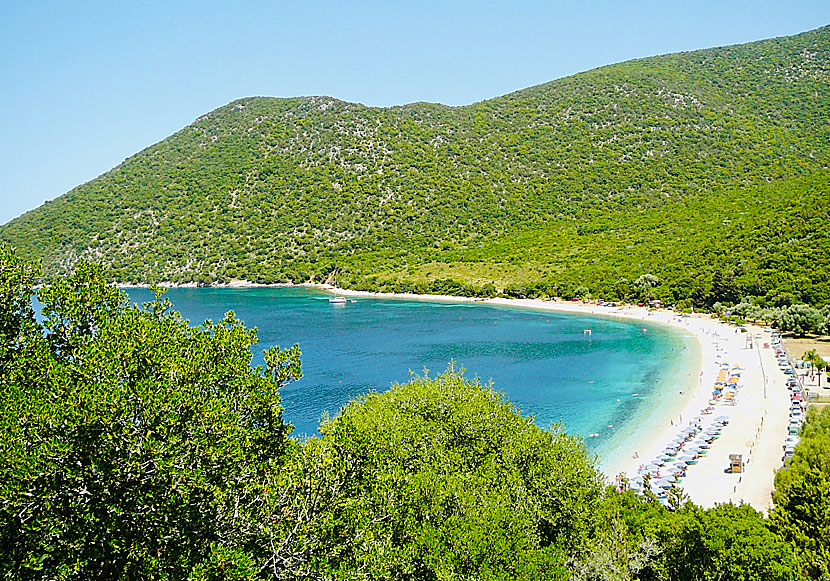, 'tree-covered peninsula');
1,27,828,310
